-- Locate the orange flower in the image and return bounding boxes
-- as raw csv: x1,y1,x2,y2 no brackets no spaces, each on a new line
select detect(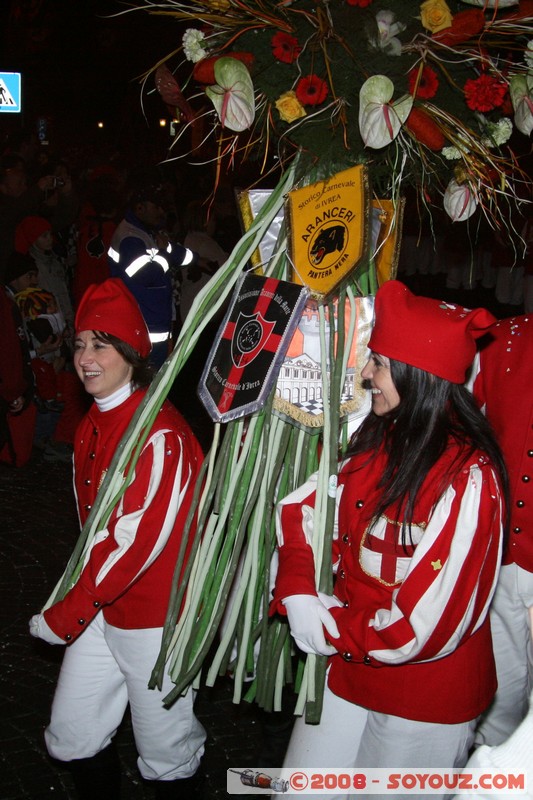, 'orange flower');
405,107,445,150
433,10,485,46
